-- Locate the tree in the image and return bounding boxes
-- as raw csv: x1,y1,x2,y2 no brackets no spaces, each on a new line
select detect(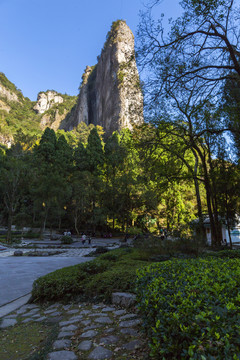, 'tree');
137,0,240,101
134,123,205,236
71,128,105,233
137,0,240,245
222,76,240,156
212,156,240,248
0,144,29,242
32,128,73,235
103,132,126,229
